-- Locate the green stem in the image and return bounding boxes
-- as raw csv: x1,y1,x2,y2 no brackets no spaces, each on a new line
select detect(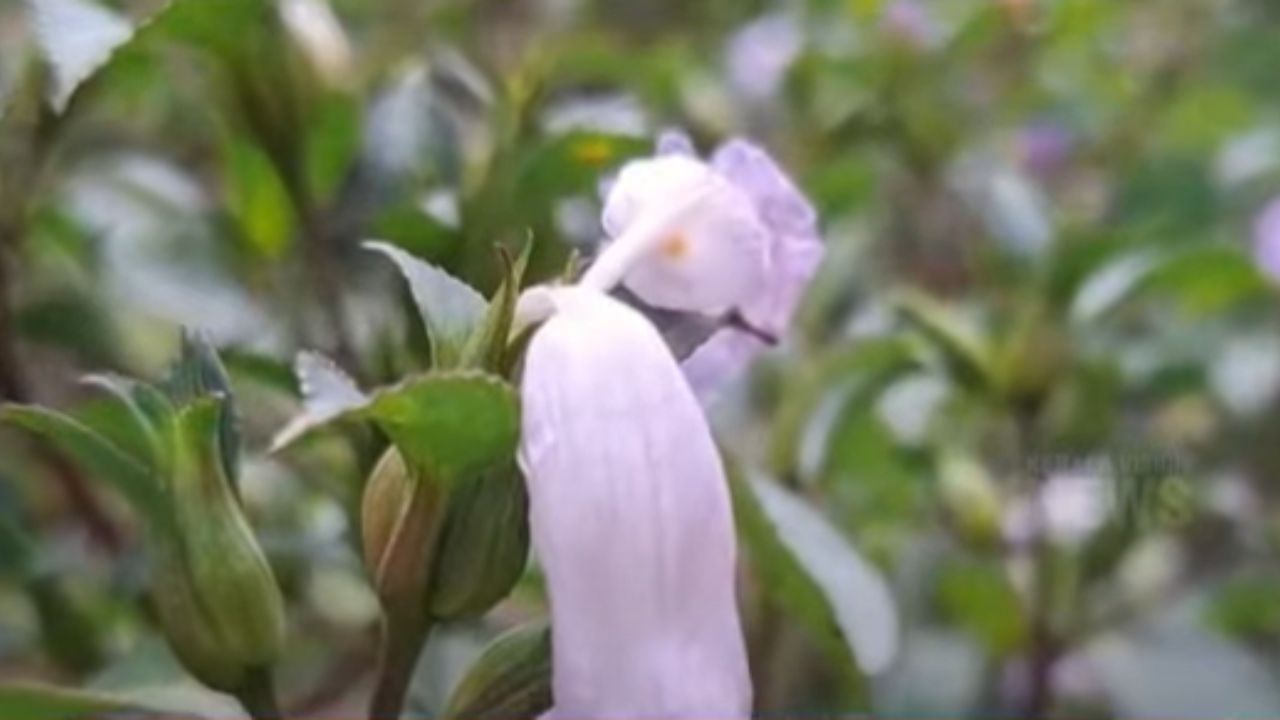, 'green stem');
369,617,431,720
234,667,282,720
